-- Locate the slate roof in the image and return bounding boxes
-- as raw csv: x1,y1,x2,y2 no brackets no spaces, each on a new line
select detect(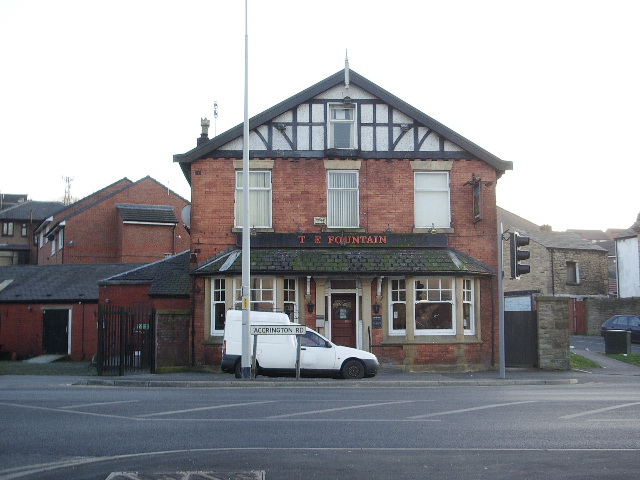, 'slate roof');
194,247,495,277
498,207,606,252
0,263,144,303
99,251,190,297
0,200,64,221
174,69,513,179
116,204,178,224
